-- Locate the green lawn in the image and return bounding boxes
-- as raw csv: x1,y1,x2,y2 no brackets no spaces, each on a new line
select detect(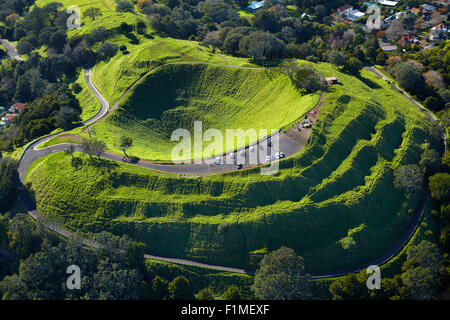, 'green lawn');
26,61,438,273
